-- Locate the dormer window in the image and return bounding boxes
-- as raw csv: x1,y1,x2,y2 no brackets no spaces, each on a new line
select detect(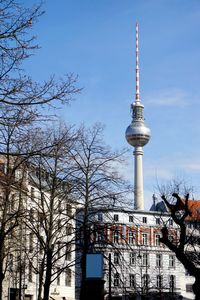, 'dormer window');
114,214,119,222
142,217,147,224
